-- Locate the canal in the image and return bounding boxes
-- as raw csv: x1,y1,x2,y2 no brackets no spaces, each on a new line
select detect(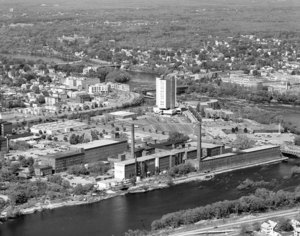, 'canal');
1,159,300,236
